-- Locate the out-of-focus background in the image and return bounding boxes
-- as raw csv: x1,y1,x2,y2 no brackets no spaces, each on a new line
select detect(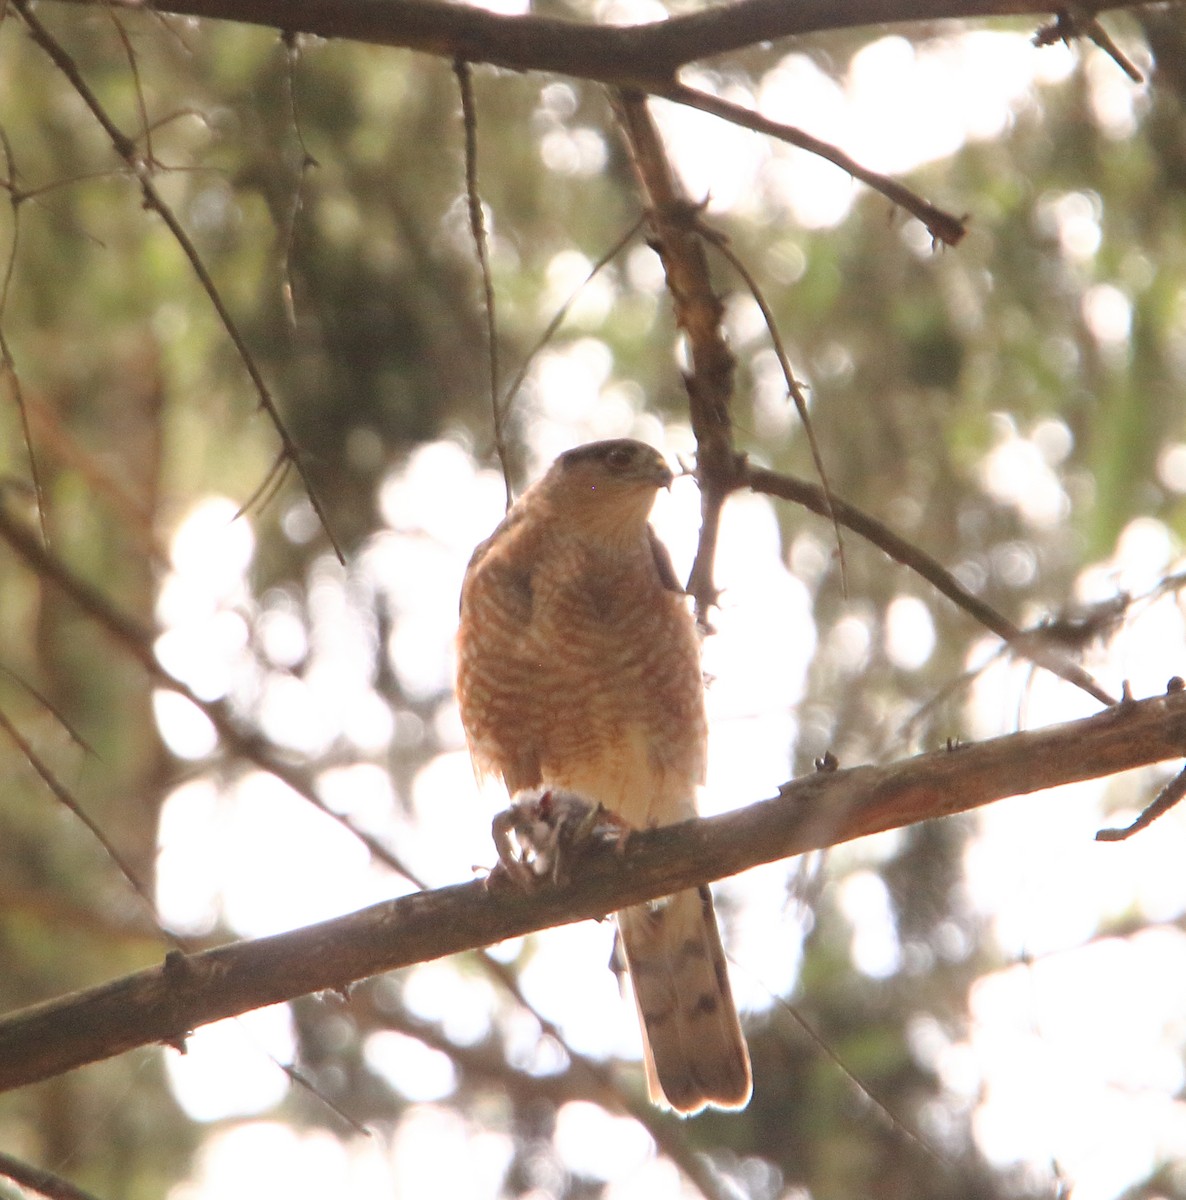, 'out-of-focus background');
2,6,1186,1198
